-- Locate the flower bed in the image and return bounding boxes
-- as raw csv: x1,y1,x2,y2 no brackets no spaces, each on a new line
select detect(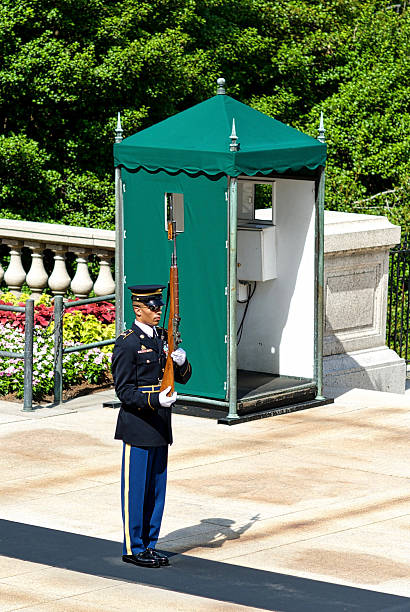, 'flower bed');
0,291,115,330
0,291,115,400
